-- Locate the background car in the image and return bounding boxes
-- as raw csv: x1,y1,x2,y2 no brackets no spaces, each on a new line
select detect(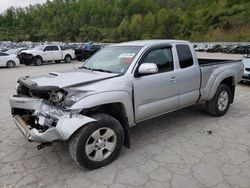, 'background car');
0,52,20,68
242,54,250,81
75,43,103,61
5,48,28,55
